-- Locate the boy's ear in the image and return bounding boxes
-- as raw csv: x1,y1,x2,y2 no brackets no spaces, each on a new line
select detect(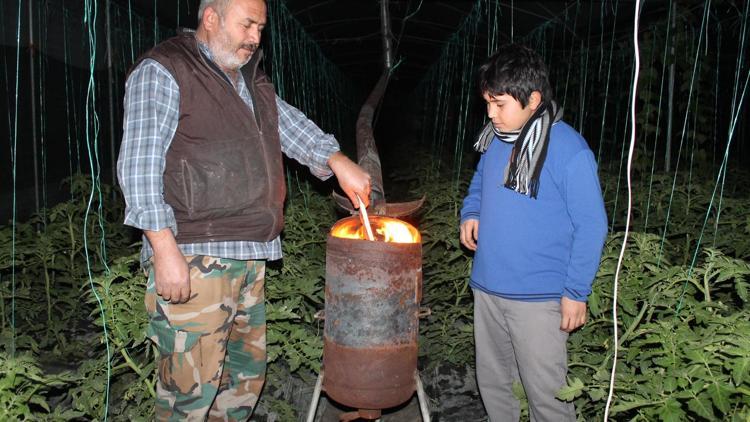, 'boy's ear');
528,91,542,111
